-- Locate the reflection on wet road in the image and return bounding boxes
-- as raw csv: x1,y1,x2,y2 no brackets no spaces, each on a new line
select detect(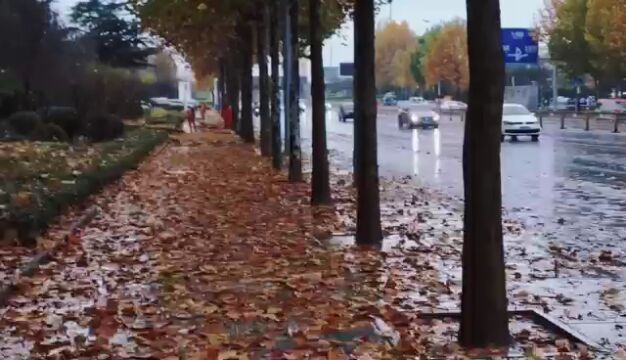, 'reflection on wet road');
301,109,626,252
